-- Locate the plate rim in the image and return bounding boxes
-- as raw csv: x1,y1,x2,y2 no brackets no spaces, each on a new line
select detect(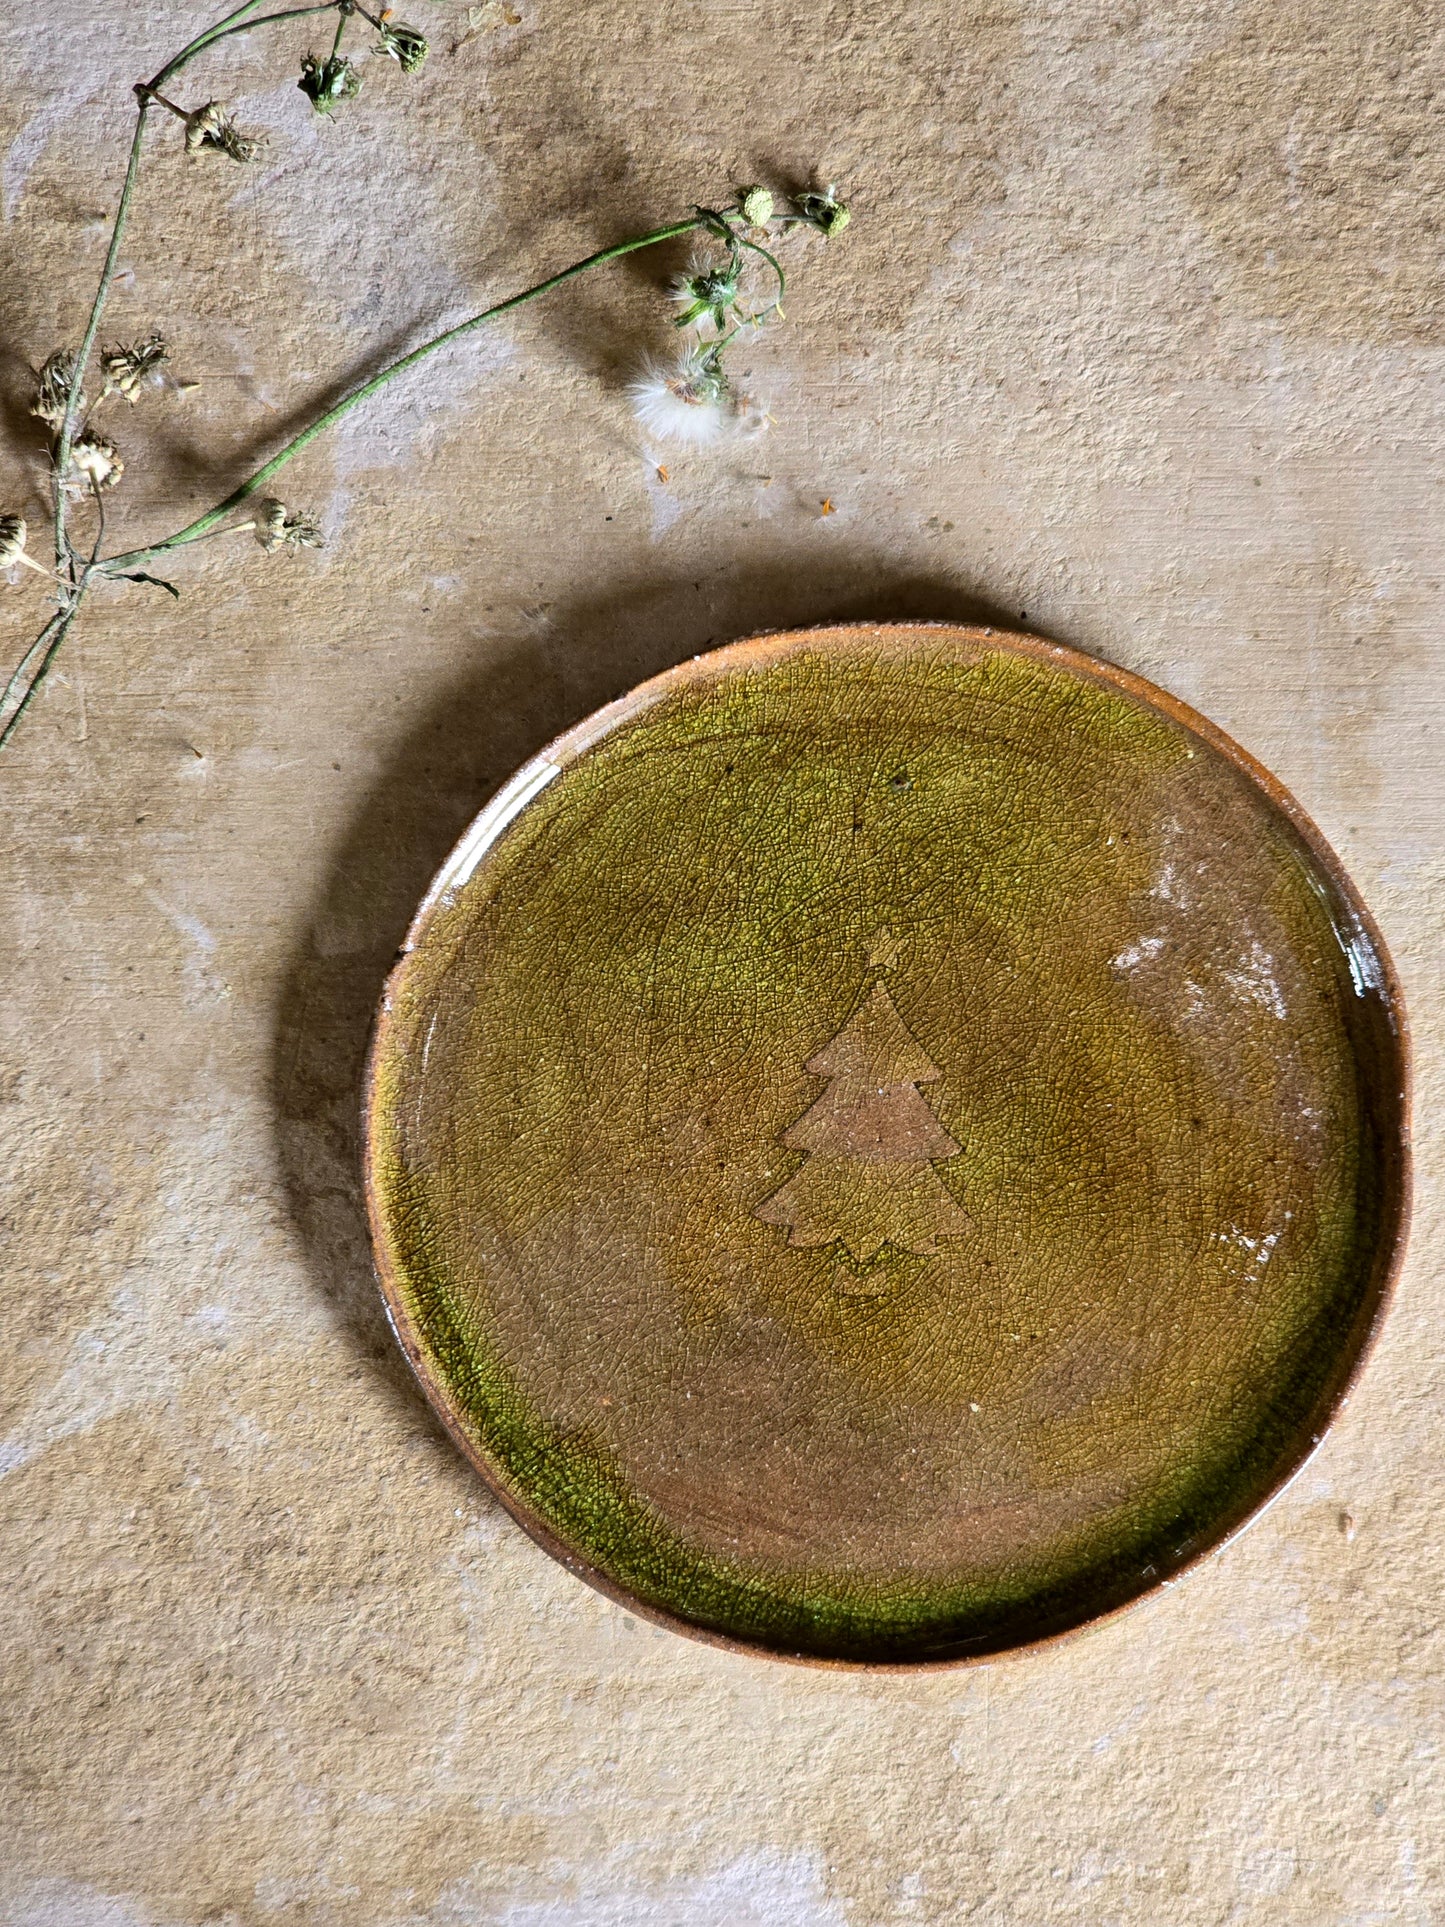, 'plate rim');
361,621,1413,1669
